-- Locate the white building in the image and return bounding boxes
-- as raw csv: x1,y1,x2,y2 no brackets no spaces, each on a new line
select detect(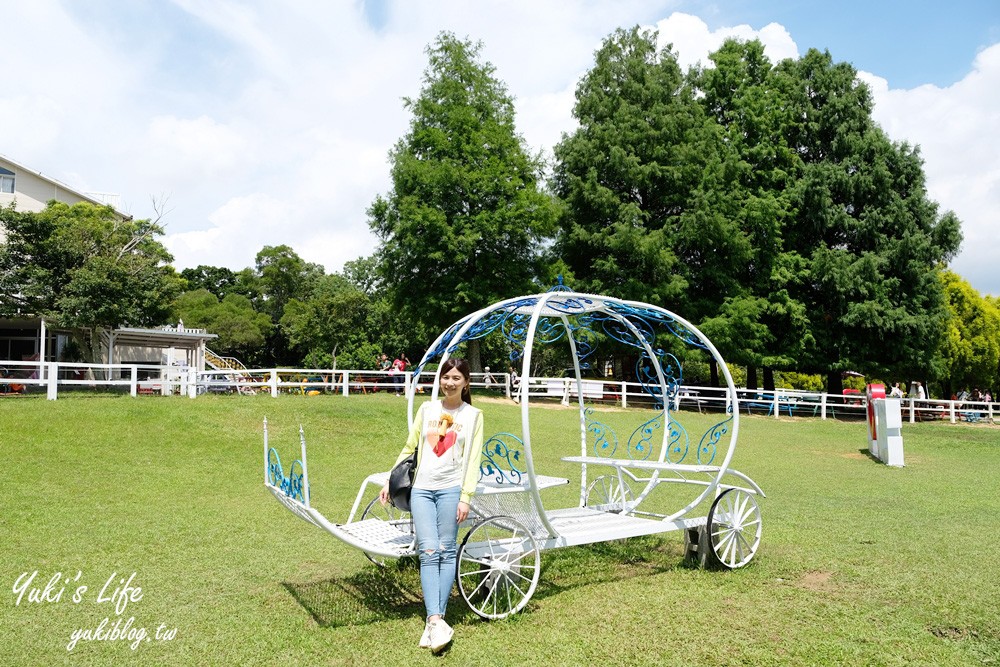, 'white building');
0,153,130,244
0,155,215,385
